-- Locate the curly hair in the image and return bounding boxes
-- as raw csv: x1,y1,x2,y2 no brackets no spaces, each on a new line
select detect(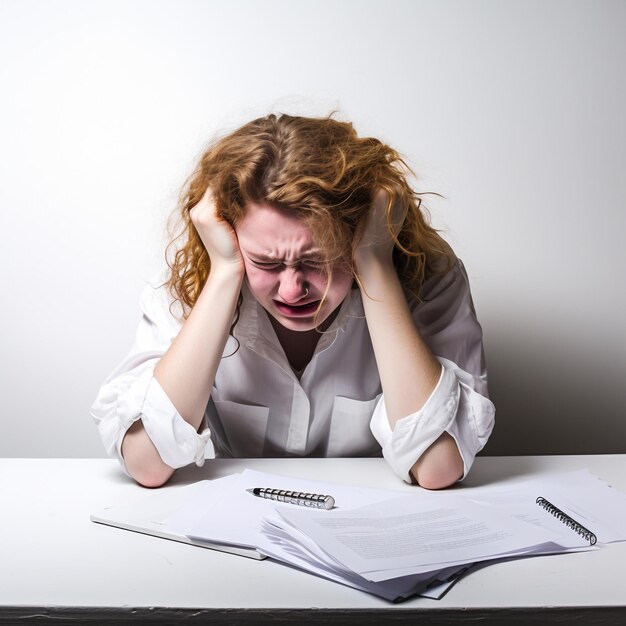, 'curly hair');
166,112,454,316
